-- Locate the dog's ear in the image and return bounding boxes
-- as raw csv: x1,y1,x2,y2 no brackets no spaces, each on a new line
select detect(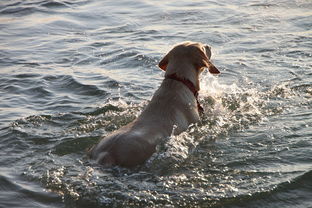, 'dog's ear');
193,48,210,71
207,62,220,74
194,48,220,74
158,54,169,71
